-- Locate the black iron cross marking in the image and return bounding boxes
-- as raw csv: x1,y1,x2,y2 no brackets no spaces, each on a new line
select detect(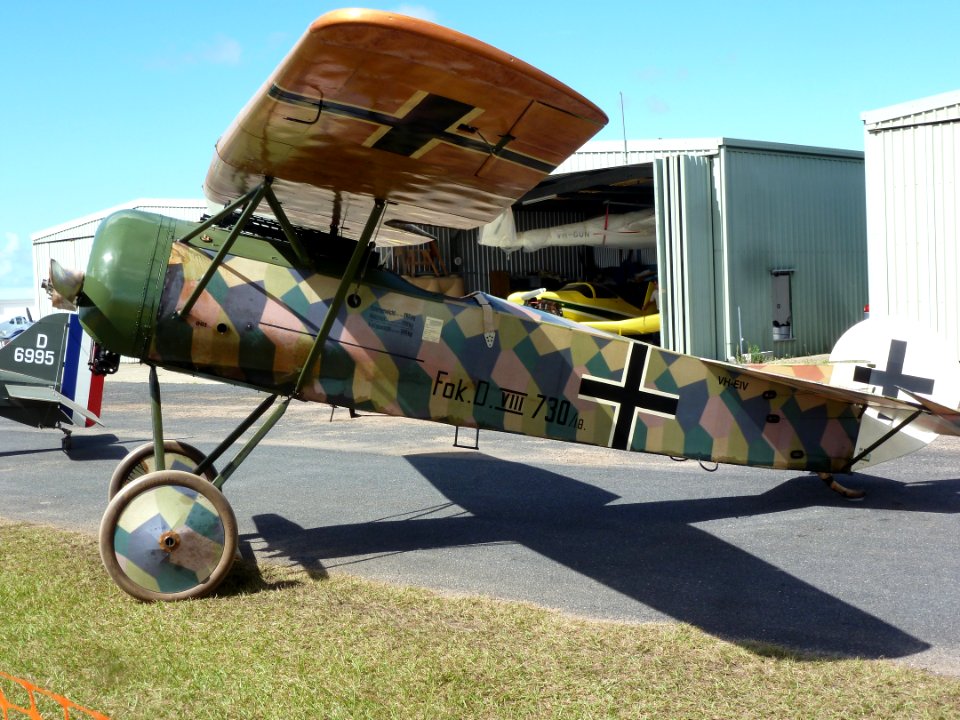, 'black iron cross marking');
269,84,555,172
852,339,935,398
579,344,680,451
370,94,475,157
